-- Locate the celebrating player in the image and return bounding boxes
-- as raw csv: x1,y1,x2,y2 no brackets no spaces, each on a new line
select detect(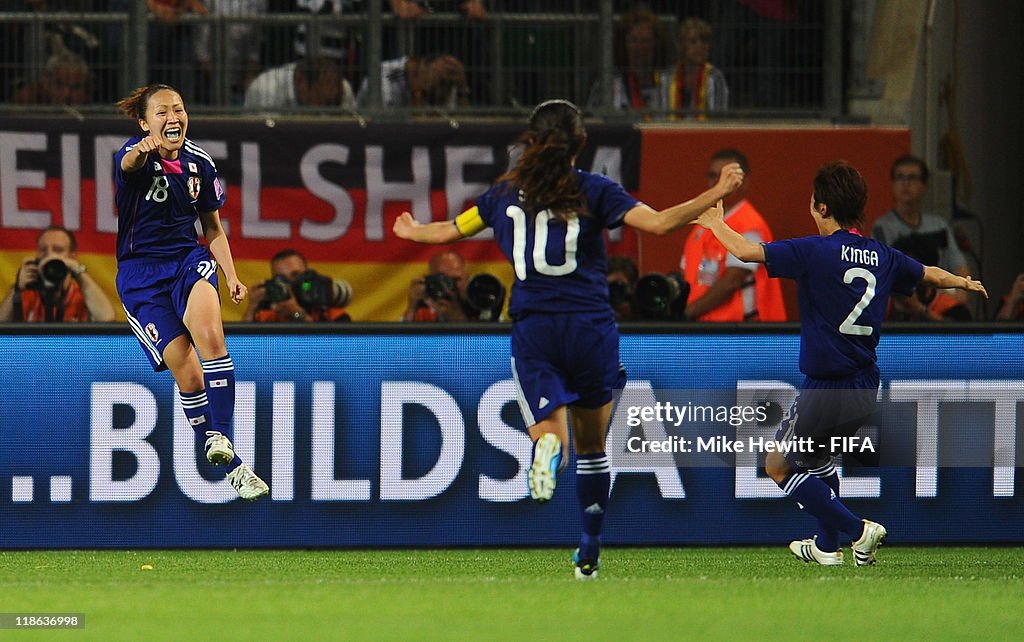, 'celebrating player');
114,83,269,501
394,99,743,578
696,161,986,565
